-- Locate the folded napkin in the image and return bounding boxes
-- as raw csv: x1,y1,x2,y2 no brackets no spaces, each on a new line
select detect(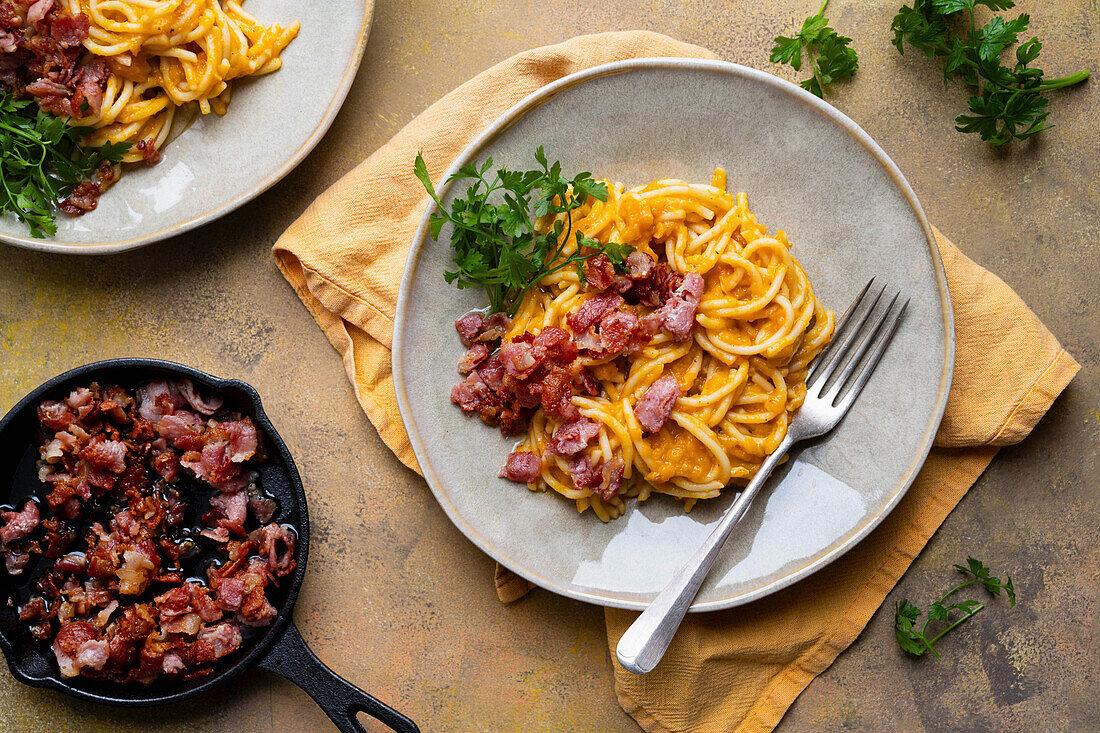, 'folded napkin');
273,32,1078,733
